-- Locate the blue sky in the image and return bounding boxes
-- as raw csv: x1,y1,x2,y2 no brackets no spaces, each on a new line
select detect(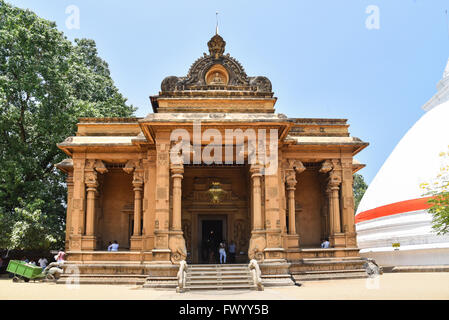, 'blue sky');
8,0,449,185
